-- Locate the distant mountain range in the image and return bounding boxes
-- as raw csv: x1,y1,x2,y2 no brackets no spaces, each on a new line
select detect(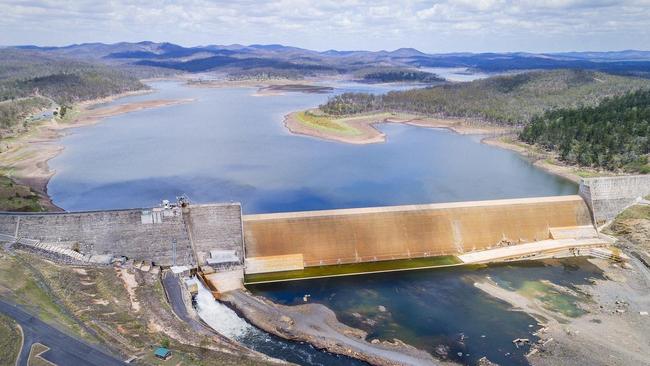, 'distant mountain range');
5,42,650,76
